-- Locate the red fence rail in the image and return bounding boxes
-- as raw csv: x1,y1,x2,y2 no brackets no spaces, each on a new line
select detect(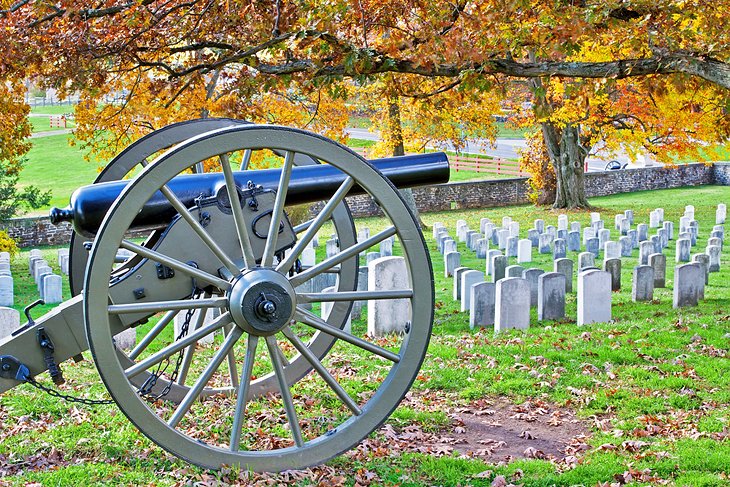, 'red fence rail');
351,147,528,177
